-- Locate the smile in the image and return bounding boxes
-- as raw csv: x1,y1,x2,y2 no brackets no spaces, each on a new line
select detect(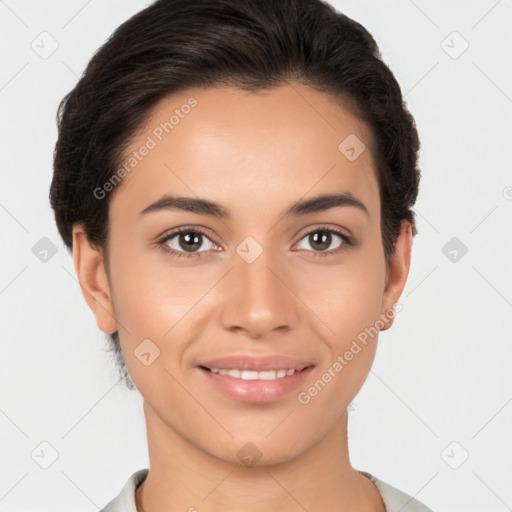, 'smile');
198,364,315,404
